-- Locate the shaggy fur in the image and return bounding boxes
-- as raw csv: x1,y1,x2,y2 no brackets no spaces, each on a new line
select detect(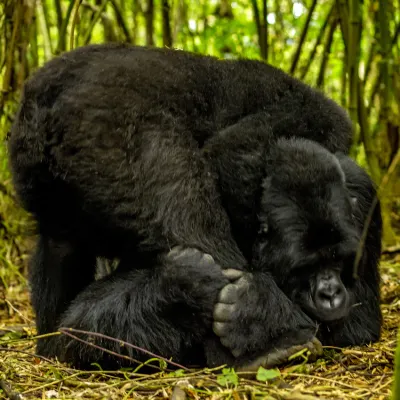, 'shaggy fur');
8,44,381,369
